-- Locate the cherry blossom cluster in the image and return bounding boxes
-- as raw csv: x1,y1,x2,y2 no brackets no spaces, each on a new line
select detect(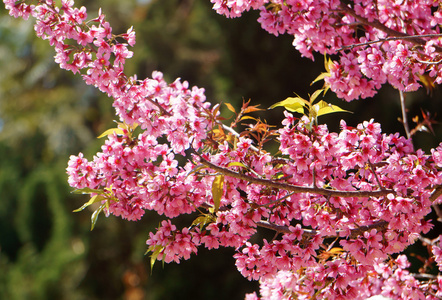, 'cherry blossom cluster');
5,0,213,221
250,254,442,300
5,0,442,299
69,110,442,298
140,113,442,299
211,0,442,100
